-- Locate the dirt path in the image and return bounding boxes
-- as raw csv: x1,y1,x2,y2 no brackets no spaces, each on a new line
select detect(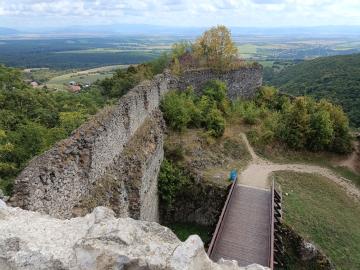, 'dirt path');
239,133,360,201
338,141,359,174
